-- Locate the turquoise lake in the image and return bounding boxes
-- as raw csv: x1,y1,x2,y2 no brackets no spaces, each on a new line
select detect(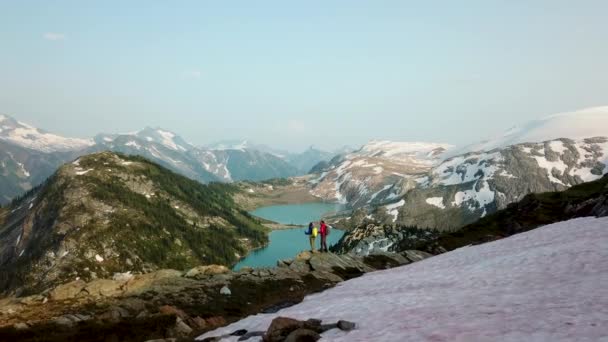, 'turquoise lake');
233,202,345,270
